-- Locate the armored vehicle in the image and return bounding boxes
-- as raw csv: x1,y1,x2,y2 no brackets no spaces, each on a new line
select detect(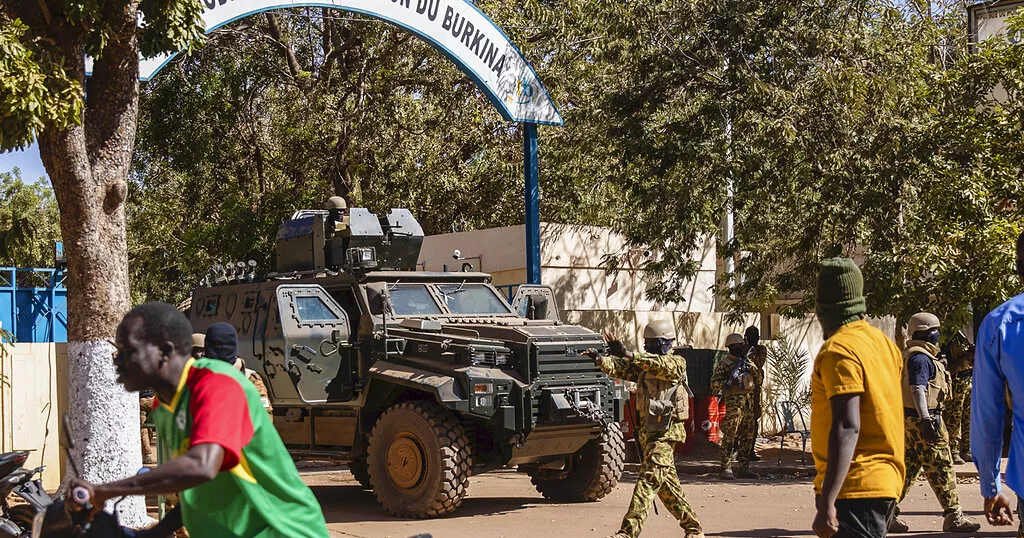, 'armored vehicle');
187,204,625,518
